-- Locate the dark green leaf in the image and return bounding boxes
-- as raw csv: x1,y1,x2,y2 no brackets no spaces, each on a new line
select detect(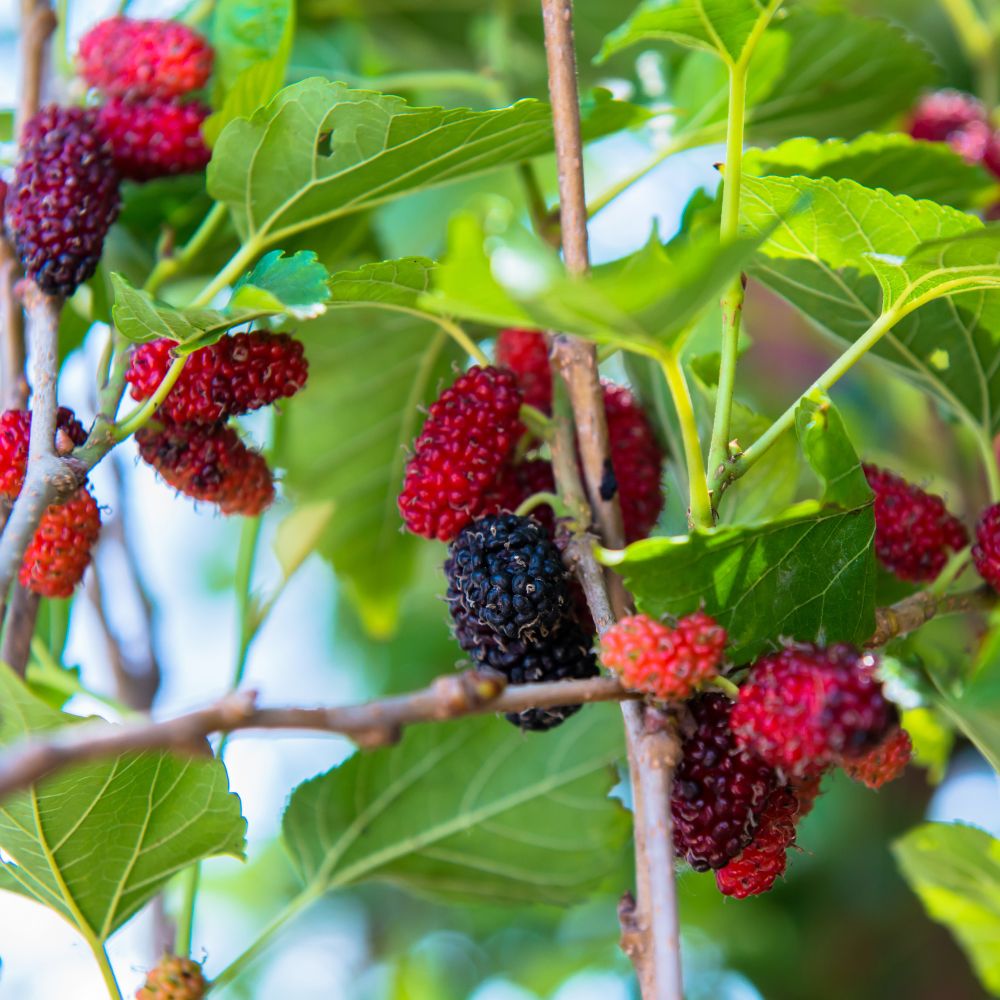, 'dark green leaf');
211,0,294,97
599,394,875,660
673,8,937,143
894,823,1000,996
273,308,459,637
282,705,629,905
